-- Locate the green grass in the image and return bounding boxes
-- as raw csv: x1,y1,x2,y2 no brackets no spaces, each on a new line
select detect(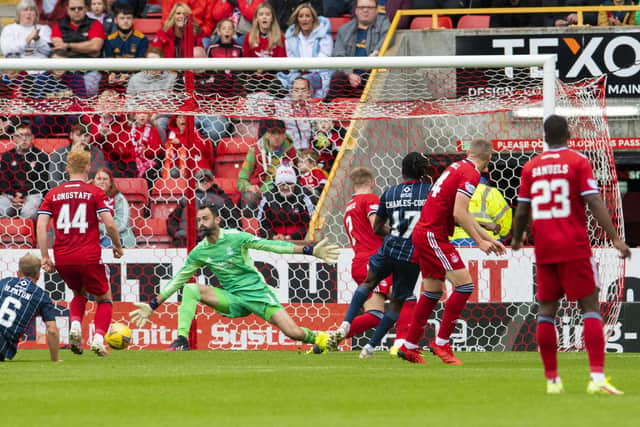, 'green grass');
2,350,638,427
